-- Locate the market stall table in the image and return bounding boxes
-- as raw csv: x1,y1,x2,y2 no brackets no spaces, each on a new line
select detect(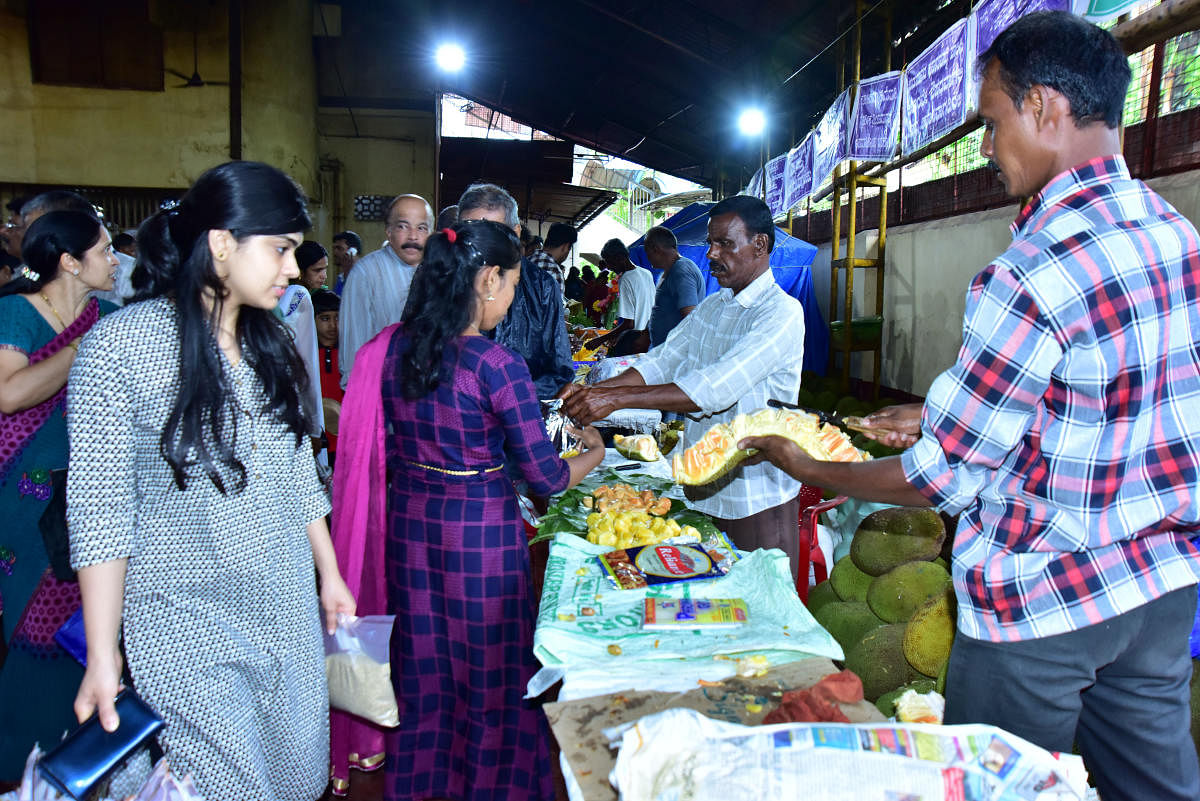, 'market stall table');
528,463,845,800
